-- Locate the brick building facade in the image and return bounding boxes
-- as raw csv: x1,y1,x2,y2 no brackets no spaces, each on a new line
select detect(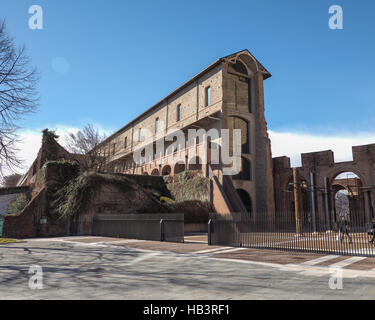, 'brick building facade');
96,50,275,217
14,49,375,229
